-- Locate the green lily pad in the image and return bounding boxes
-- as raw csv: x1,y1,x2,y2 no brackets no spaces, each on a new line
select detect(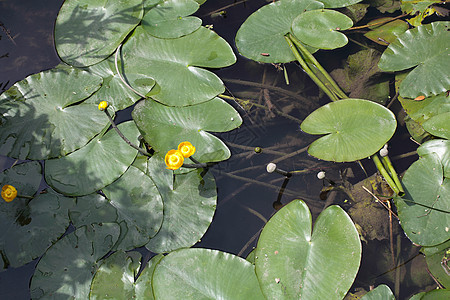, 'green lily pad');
152,248,264,299
364,18,409,45
146,167,216,253
45,121,140,196
142,0,202,39
254,200,361,299
83,57,155,111
318,0,364,8
30,223,120,299
378,21,450,98
417,139,450,178
122,26,236,106
291,9,353,50
395,153,450,246
132,97,242,162
235,0,323,63
0,188,73,269
423,111,450,139
398,92,450,125
0,66,108,160
55,0,143,67
422,239,450,288
90,251,155,299
300,99,397,162
0,161,41,199
361,284,395,299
